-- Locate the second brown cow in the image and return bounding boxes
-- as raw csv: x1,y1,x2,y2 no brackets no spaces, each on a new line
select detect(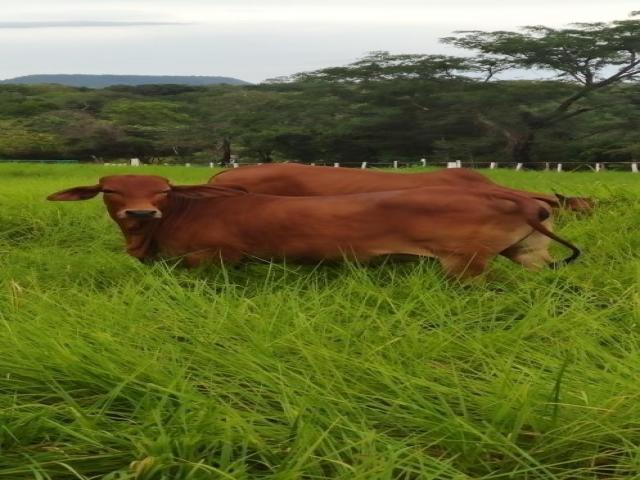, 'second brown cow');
210,163,595,212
